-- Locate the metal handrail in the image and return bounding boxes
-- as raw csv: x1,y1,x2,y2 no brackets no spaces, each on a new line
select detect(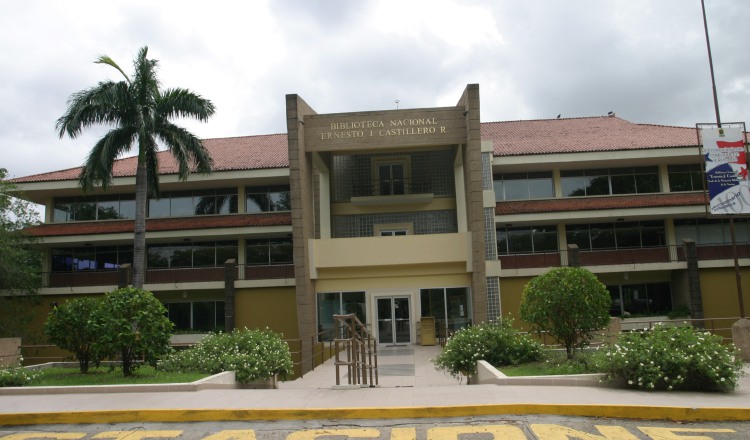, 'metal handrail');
333,314,378,387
